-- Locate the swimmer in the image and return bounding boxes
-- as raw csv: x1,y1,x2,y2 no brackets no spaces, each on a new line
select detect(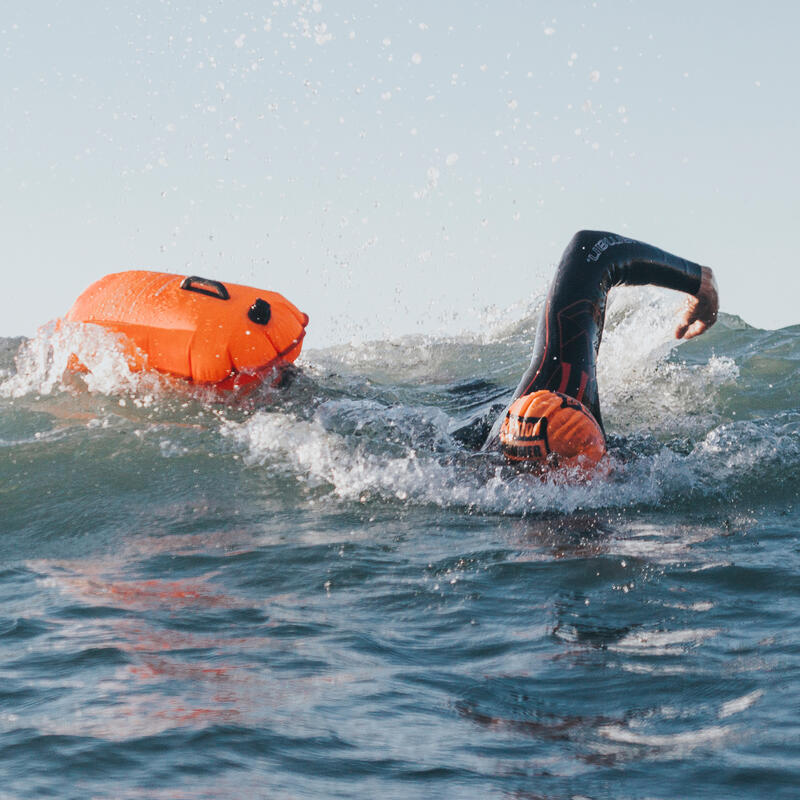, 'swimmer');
478,230,719,468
